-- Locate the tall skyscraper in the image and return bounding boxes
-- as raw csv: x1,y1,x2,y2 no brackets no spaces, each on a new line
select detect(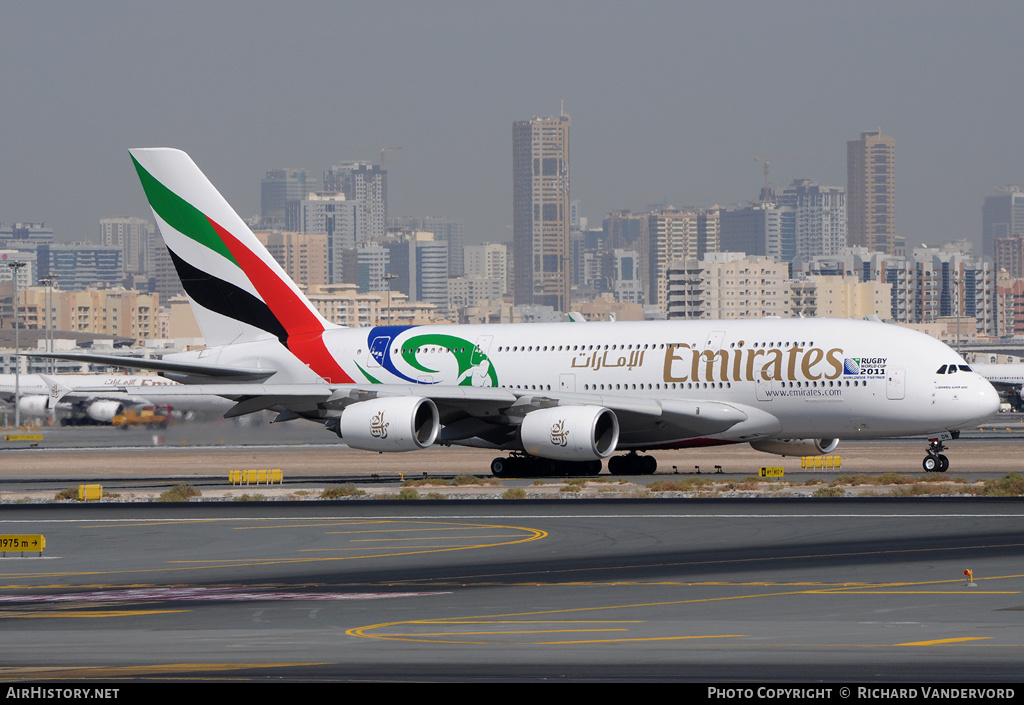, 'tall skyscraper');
780,179,846,259
512,114,570,312
847,130,896,254
324,162,387,244
982,186,1024,258
644,209,719,312
298,192,358,285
